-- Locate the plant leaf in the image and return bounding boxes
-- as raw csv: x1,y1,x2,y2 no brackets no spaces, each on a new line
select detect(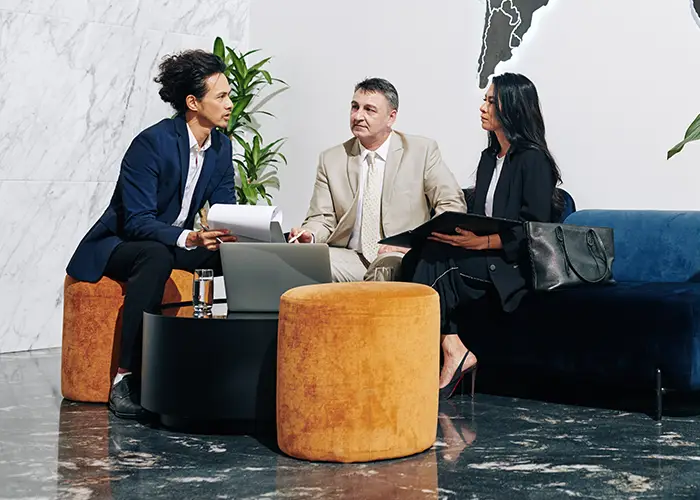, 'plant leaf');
231,94,253,120
243,184,257,204
259,175,280,190
253,110,276,119
258,138,285,159
228,48,247,79
237,127,261,142
233,134,250,152
248,57,272,73
257,170,278,182
233,158,248,173
236,164,249,187
240,48,261,59
668,114,700,159
225,111,239,134
260,70,273,85
252,135,261,166
242,76,266,94
213,37,225,61
262,137,285,151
